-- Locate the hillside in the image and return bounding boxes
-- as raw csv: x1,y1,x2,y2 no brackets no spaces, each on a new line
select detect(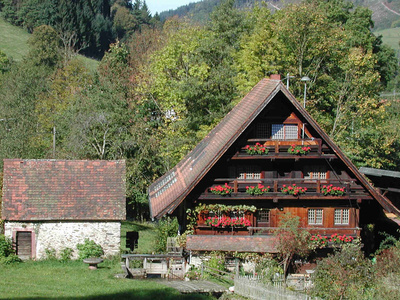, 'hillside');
0,17,99,71
0,16,30,61
160,0,400,31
